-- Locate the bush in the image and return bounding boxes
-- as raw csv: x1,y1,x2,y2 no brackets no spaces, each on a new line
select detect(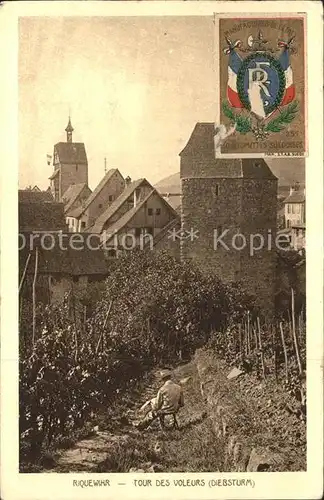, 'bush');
19,250,256,458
